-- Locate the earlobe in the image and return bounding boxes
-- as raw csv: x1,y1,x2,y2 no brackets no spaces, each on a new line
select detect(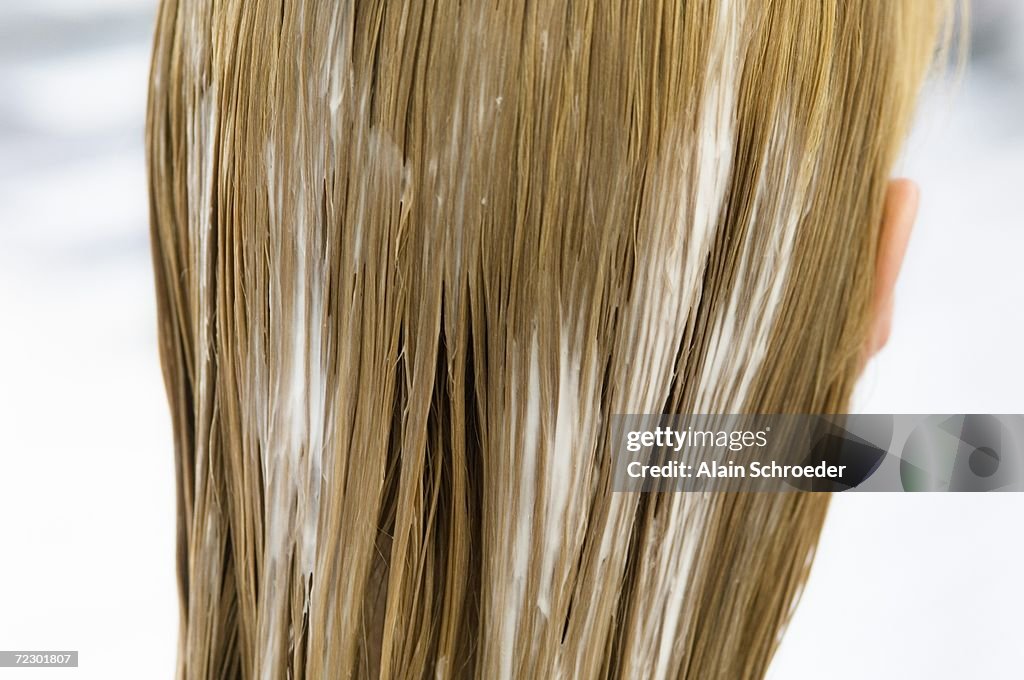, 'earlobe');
866,179,919,358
